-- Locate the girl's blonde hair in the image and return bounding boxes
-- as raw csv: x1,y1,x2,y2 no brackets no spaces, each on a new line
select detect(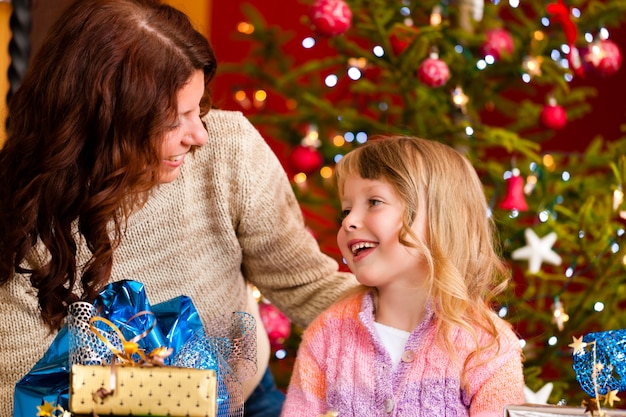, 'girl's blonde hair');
335,135,513,385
